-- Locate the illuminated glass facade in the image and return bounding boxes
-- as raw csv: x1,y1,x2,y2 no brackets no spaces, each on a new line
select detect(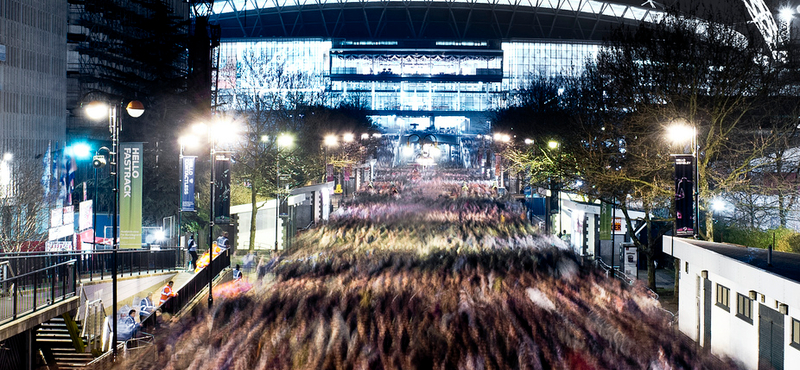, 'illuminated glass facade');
217,38,600,132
